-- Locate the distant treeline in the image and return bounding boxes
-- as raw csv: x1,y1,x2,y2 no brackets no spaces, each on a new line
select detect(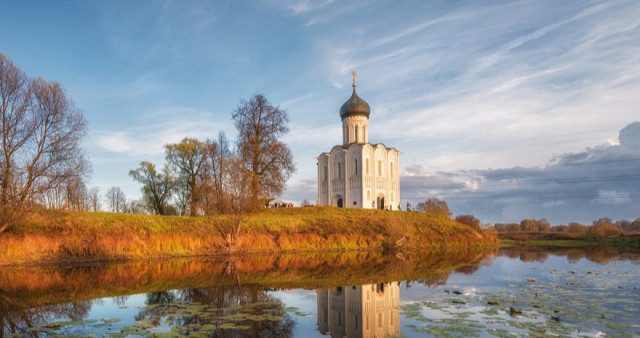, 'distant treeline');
492,217,640,239
411,198,639,241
